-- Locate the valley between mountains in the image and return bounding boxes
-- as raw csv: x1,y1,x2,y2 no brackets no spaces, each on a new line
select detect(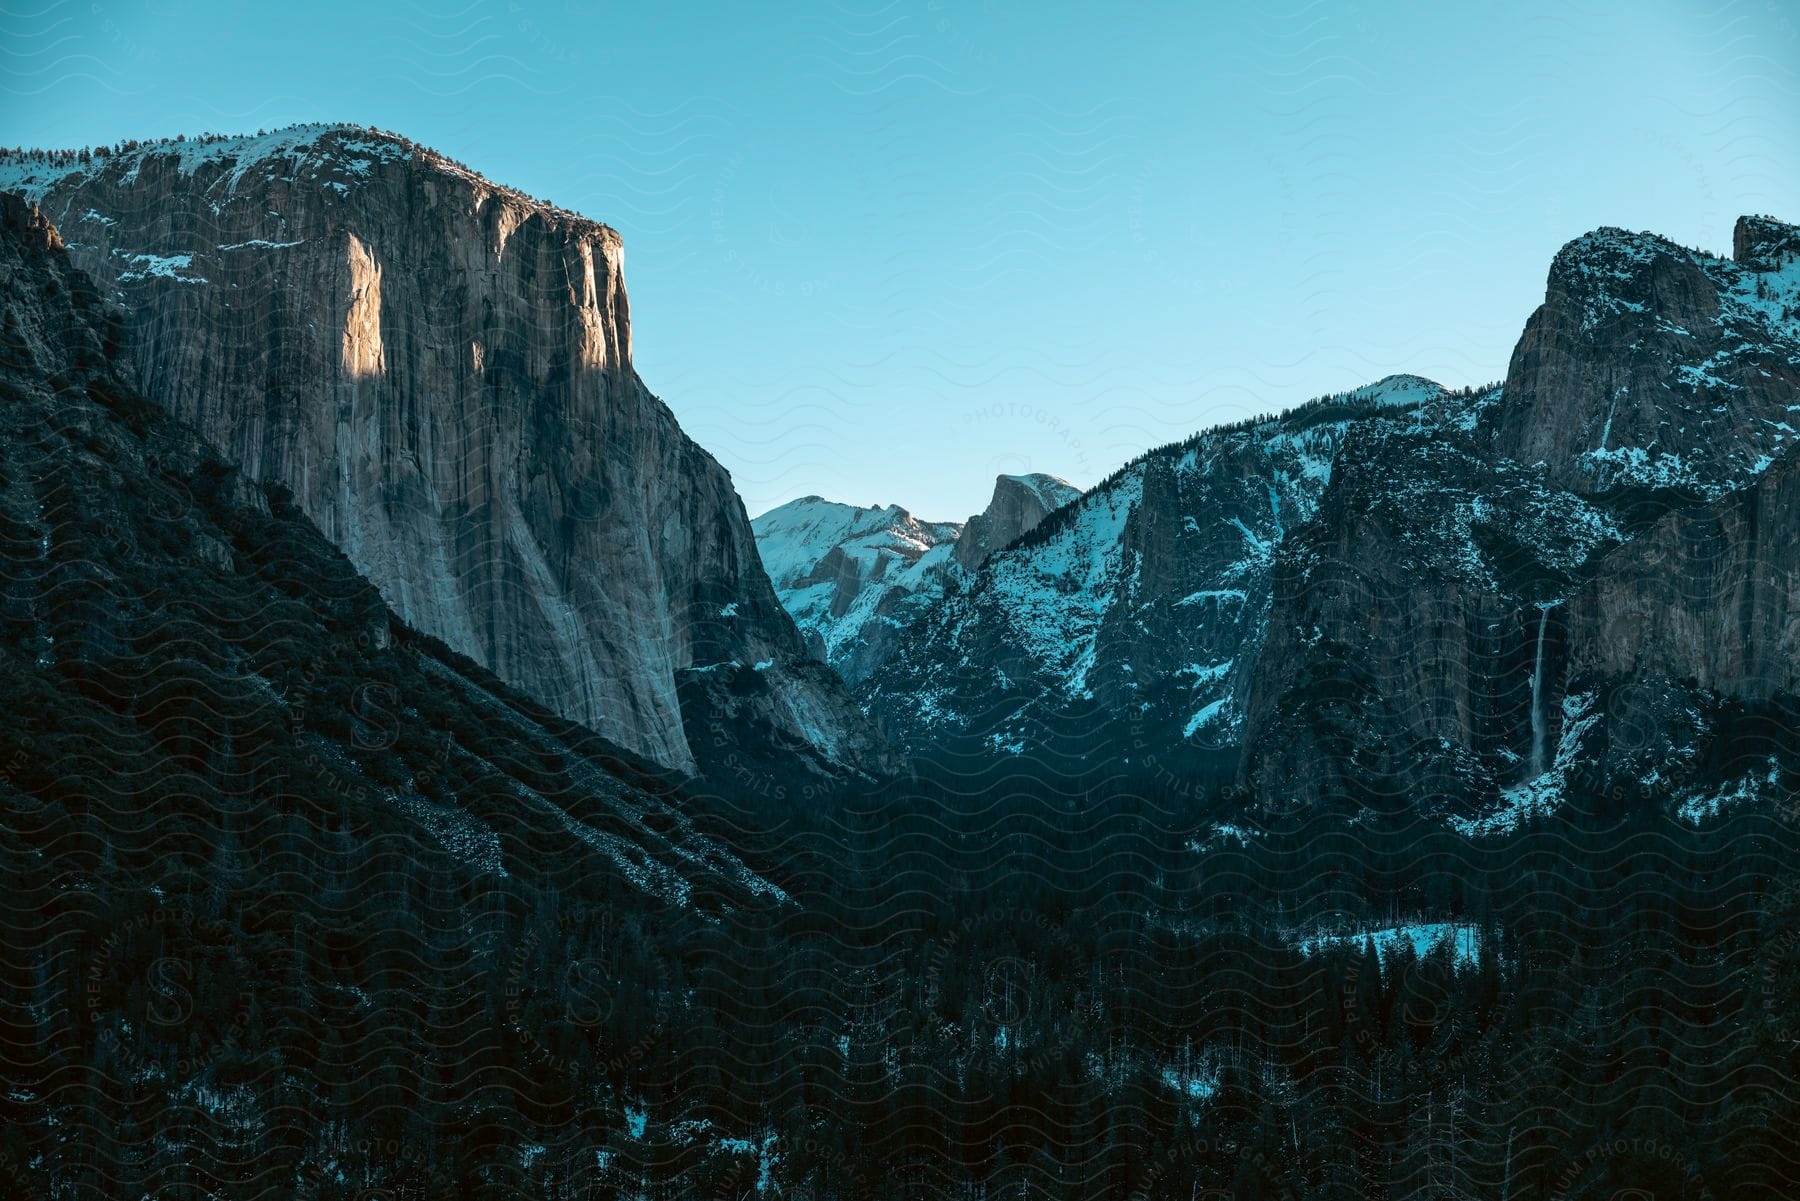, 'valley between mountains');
1,125,1797,1199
